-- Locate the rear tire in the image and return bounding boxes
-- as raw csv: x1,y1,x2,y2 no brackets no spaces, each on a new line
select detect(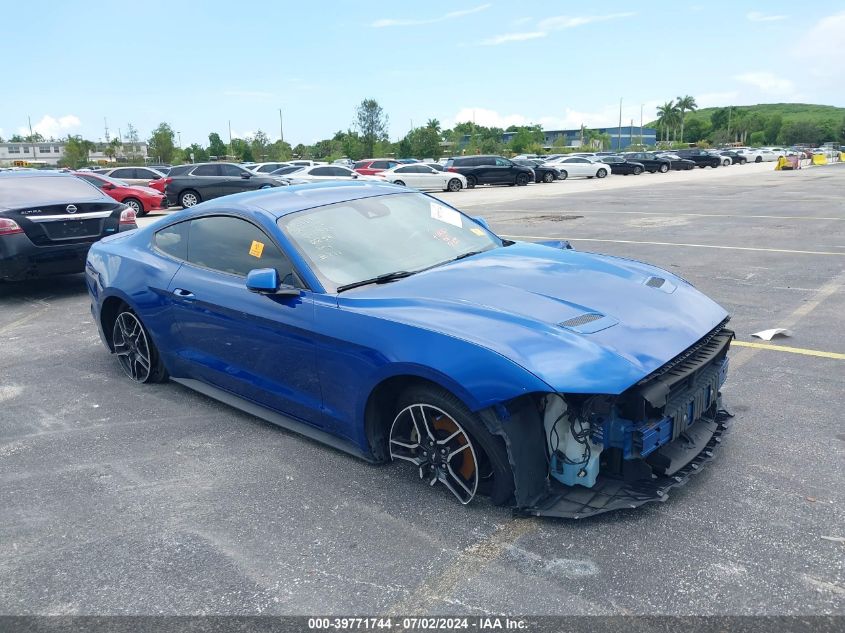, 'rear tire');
633,166,643,175
516,173,529,186
111,309,168,384
755,156,762,163
179,190,200,207
658,163,669,173
557,170,568,181
466,175,477,189
542,172,554,183
393,180,405,186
